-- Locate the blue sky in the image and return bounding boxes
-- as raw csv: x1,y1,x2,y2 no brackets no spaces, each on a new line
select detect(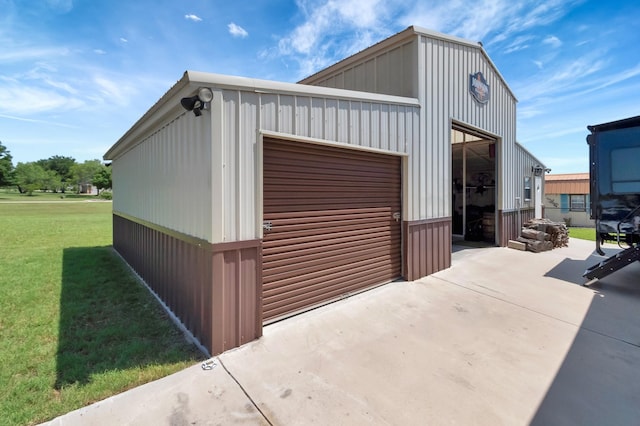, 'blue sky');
1,0,639,174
